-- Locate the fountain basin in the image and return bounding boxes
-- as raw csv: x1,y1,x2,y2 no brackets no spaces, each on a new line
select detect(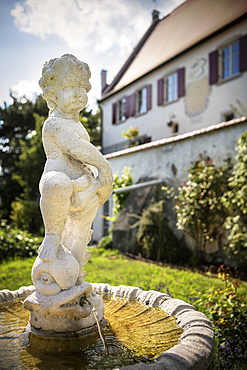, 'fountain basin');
0,284,214,370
